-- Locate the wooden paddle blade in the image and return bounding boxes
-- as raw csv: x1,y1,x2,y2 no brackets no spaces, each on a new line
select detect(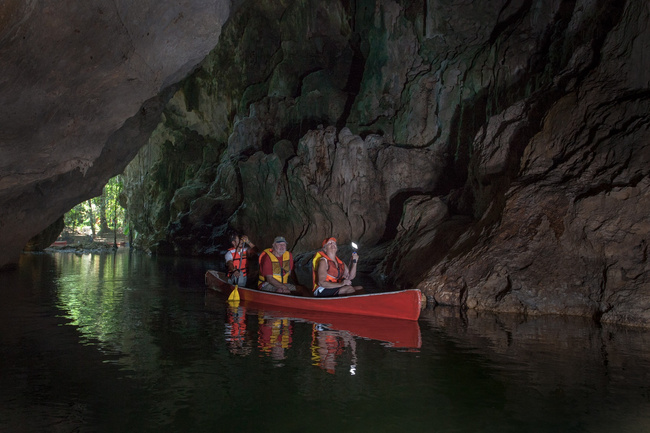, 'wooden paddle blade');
228,286,241,302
